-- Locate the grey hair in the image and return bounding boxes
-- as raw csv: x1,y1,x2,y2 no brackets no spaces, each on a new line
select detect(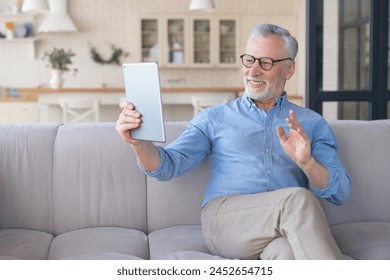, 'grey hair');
247,23,298,59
